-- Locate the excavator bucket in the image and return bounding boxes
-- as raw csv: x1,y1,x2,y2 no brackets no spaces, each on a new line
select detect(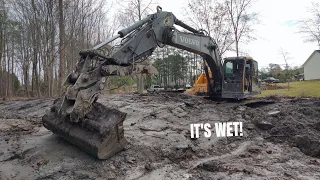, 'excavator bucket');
42,98,128,159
